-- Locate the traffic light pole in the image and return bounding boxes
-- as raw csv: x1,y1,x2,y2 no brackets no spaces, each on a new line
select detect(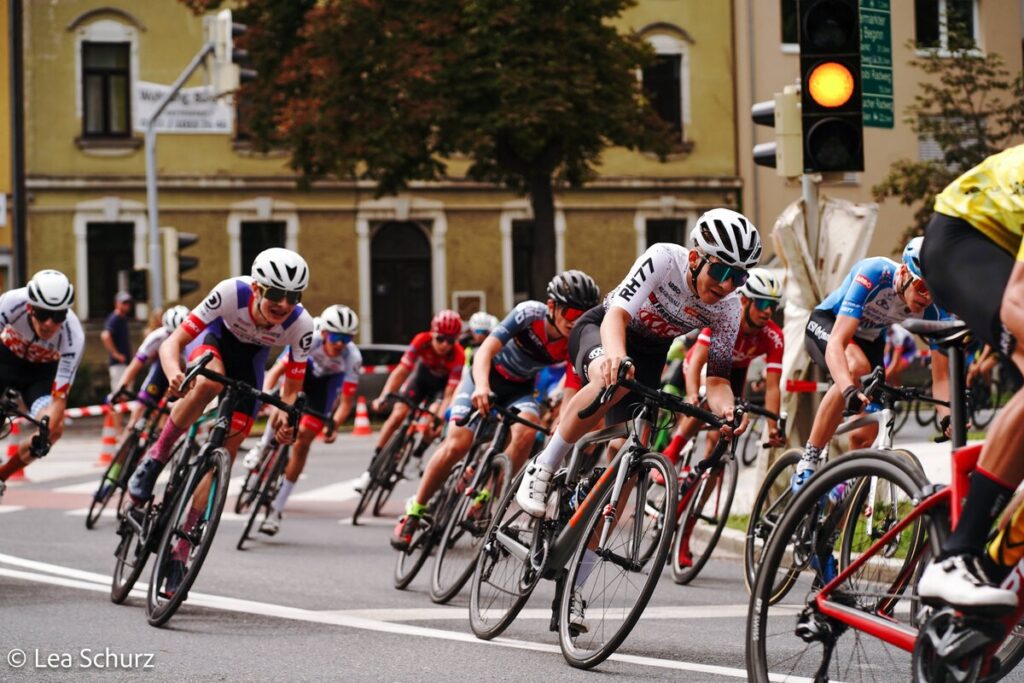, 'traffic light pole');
802,173,820,263
145,42,214,310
